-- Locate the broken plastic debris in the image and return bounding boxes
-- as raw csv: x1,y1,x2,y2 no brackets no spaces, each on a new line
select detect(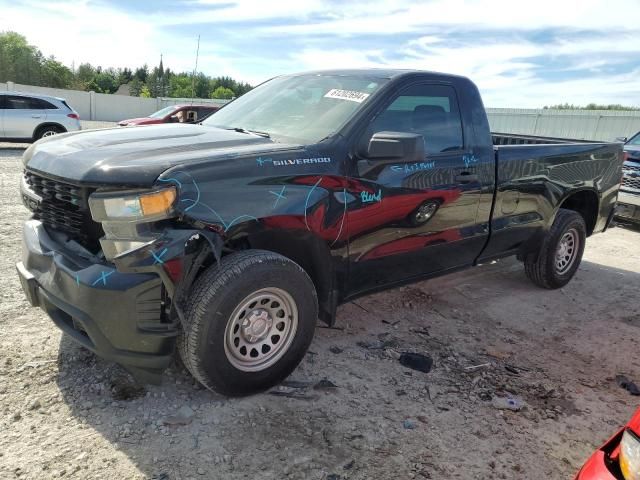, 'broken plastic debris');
403,419,417,429
491,396,524,411
161,405,195,426
357,337,398,350
398,352,433,374
313,379,338,390
616,374,640,396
